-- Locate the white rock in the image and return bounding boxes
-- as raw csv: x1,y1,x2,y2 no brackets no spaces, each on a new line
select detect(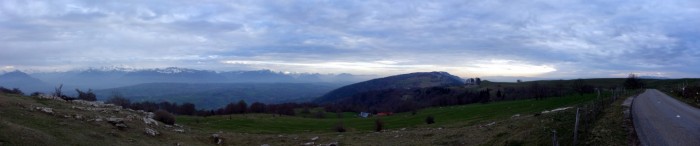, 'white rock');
311,136,319,141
